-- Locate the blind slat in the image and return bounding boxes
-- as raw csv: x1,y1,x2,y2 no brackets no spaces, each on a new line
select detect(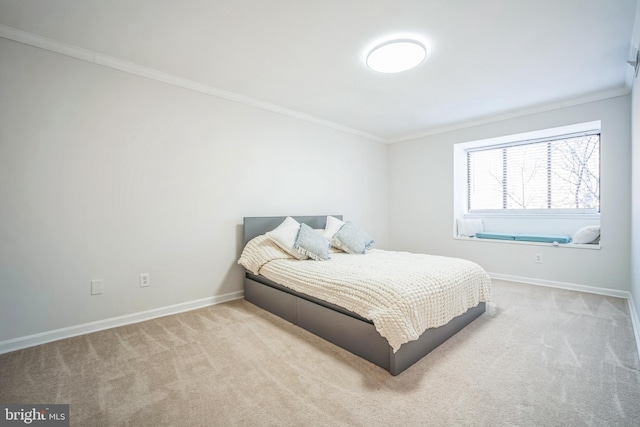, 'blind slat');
467,134,600,212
